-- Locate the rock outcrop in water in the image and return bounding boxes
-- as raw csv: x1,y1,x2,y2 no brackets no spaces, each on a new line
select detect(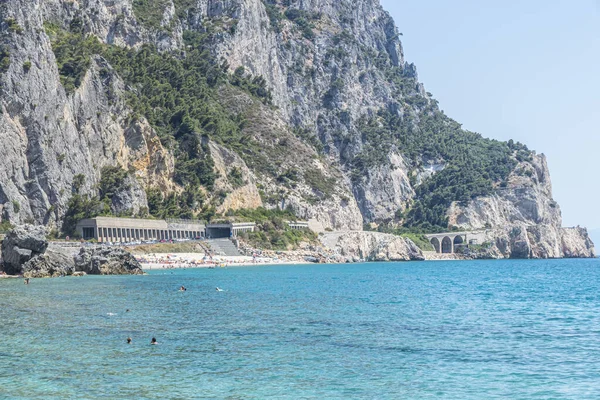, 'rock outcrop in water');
74,247,143,275
1,225,143,277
